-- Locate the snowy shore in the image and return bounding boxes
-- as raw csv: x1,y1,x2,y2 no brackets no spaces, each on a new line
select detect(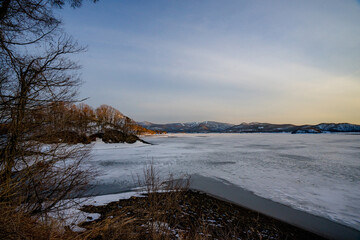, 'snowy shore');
189,174,360,240
65,174,360,239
